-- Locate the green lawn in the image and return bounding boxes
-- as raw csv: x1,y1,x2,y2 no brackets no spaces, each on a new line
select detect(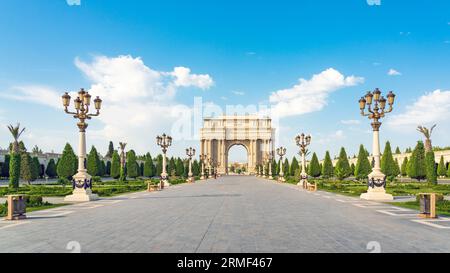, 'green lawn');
0,177,188,198
299,179,450,216
1,177,189,217
306,179,450,197
0,203,69,217
388,200,450,216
